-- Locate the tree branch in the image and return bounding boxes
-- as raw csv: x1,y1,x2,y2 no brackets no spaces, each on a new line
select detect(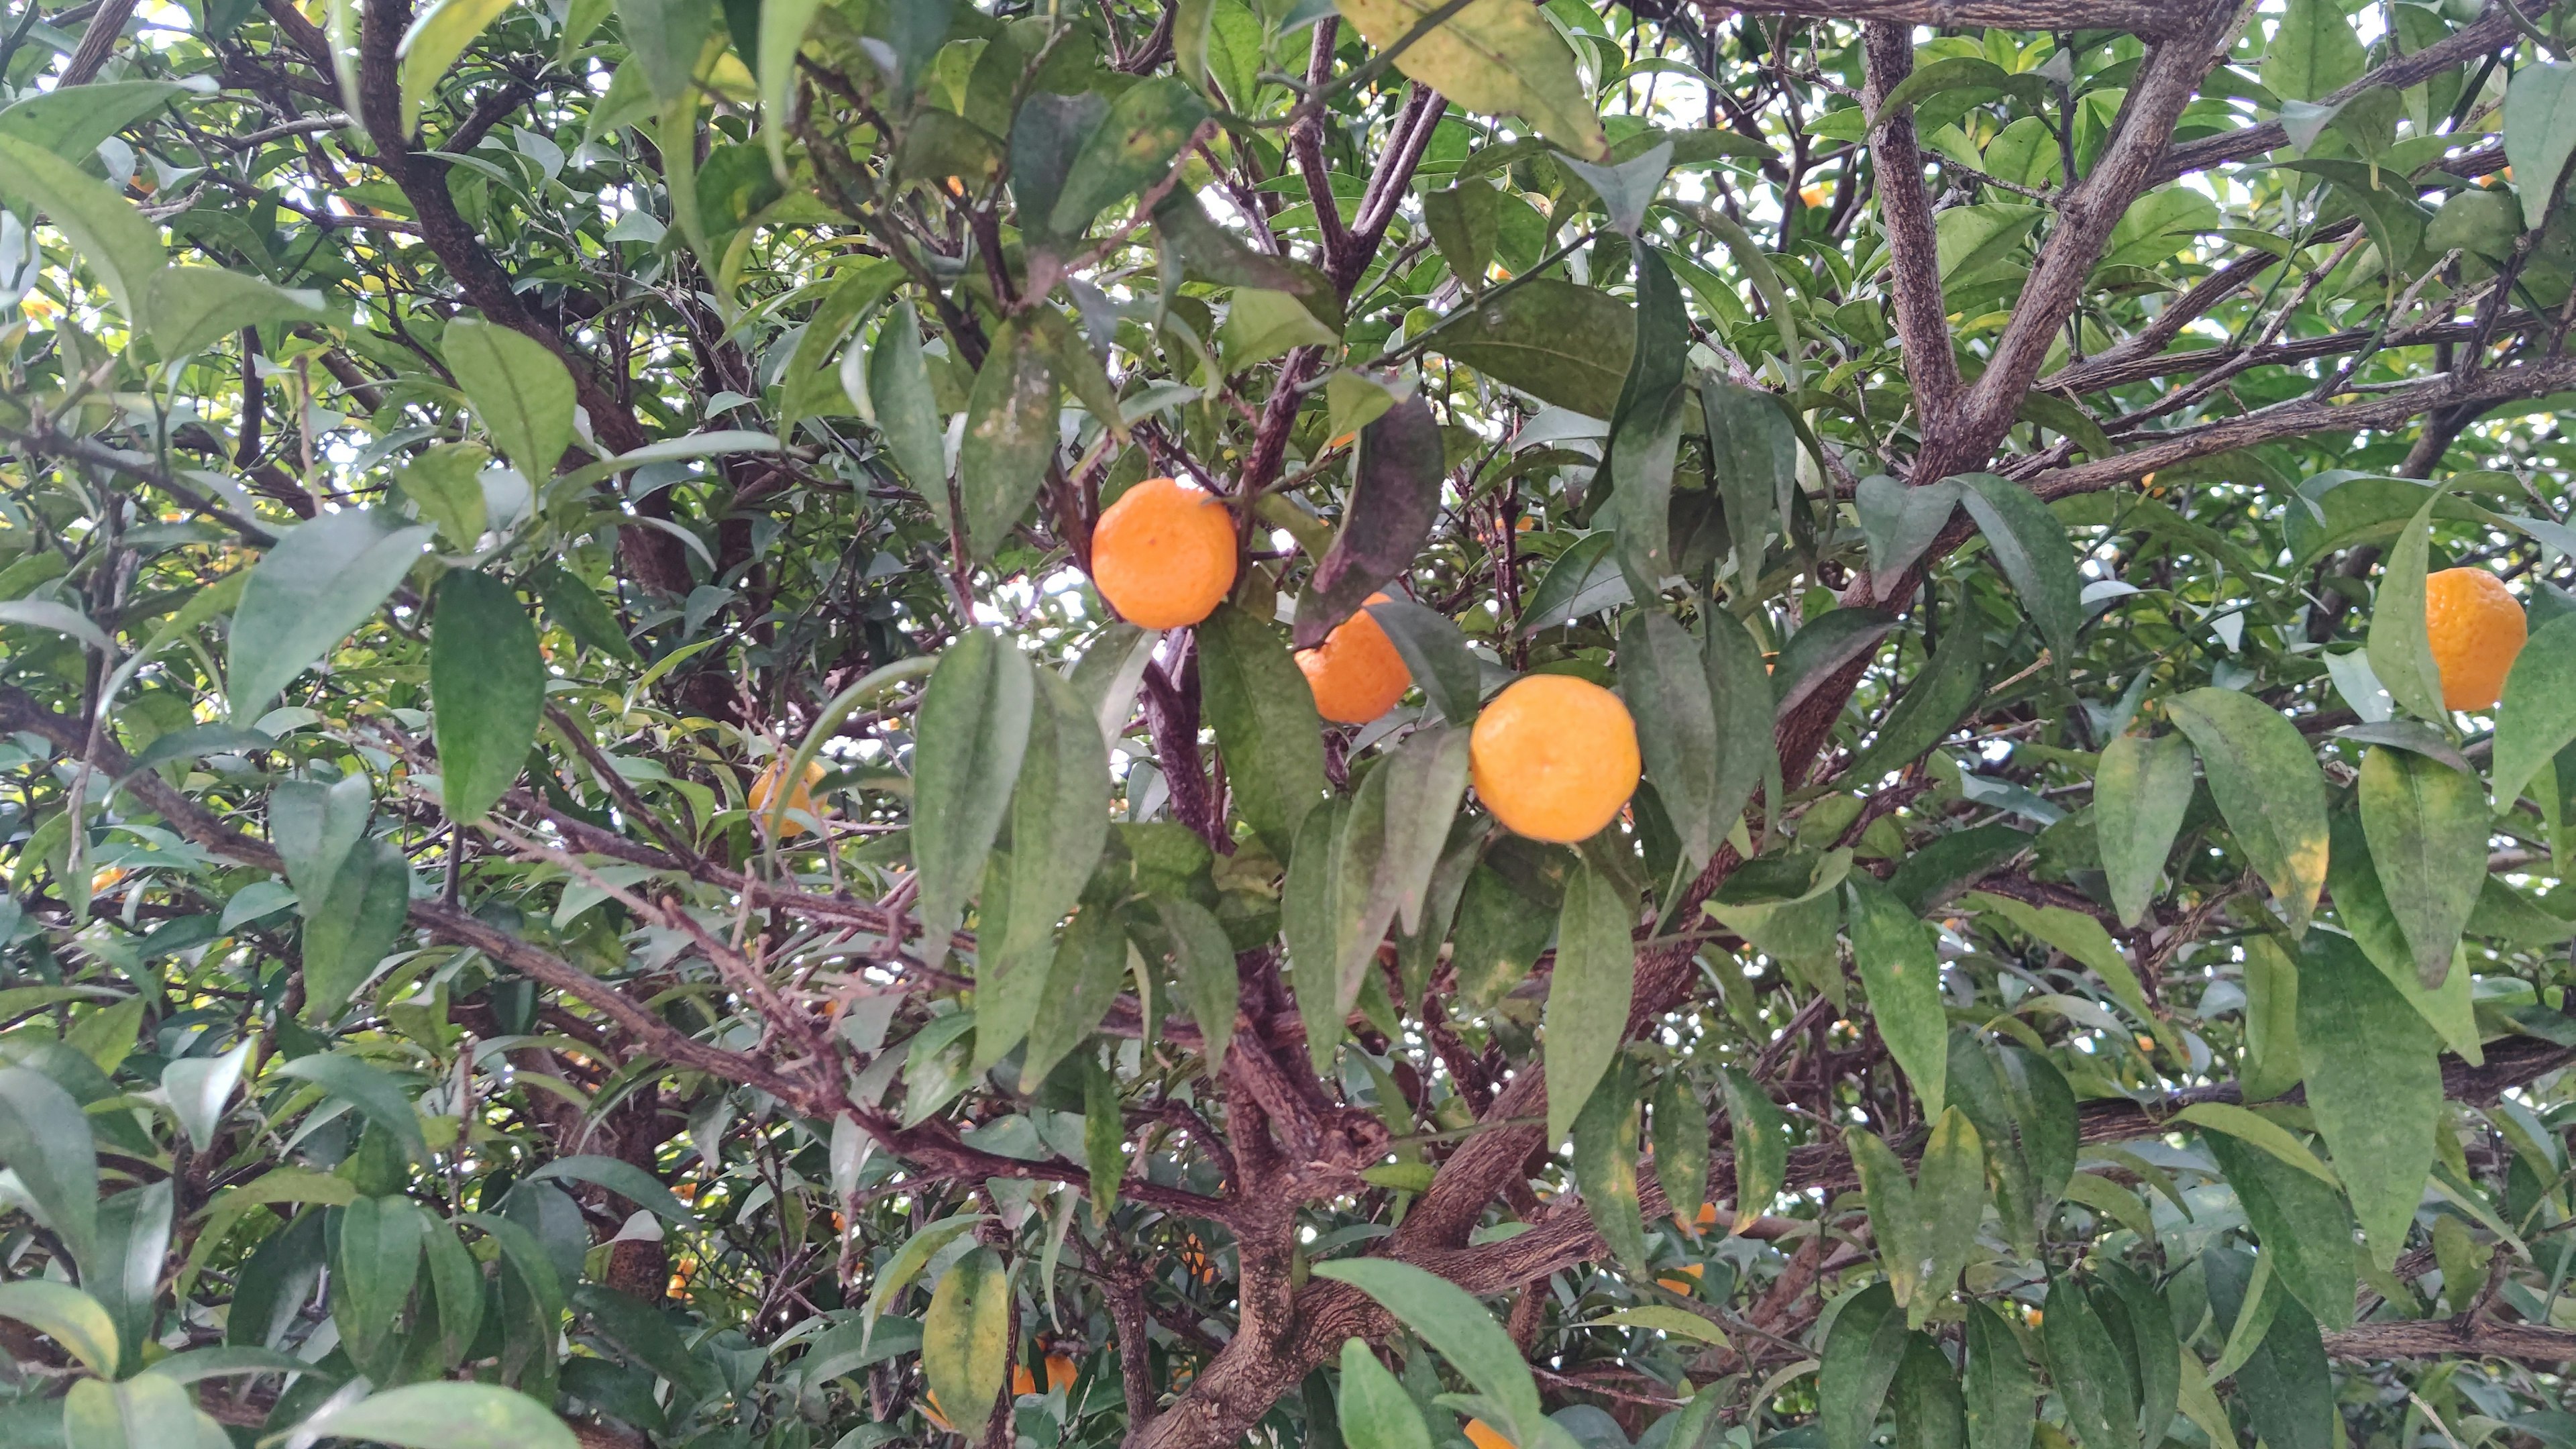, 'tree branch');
1863,23,1962,432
